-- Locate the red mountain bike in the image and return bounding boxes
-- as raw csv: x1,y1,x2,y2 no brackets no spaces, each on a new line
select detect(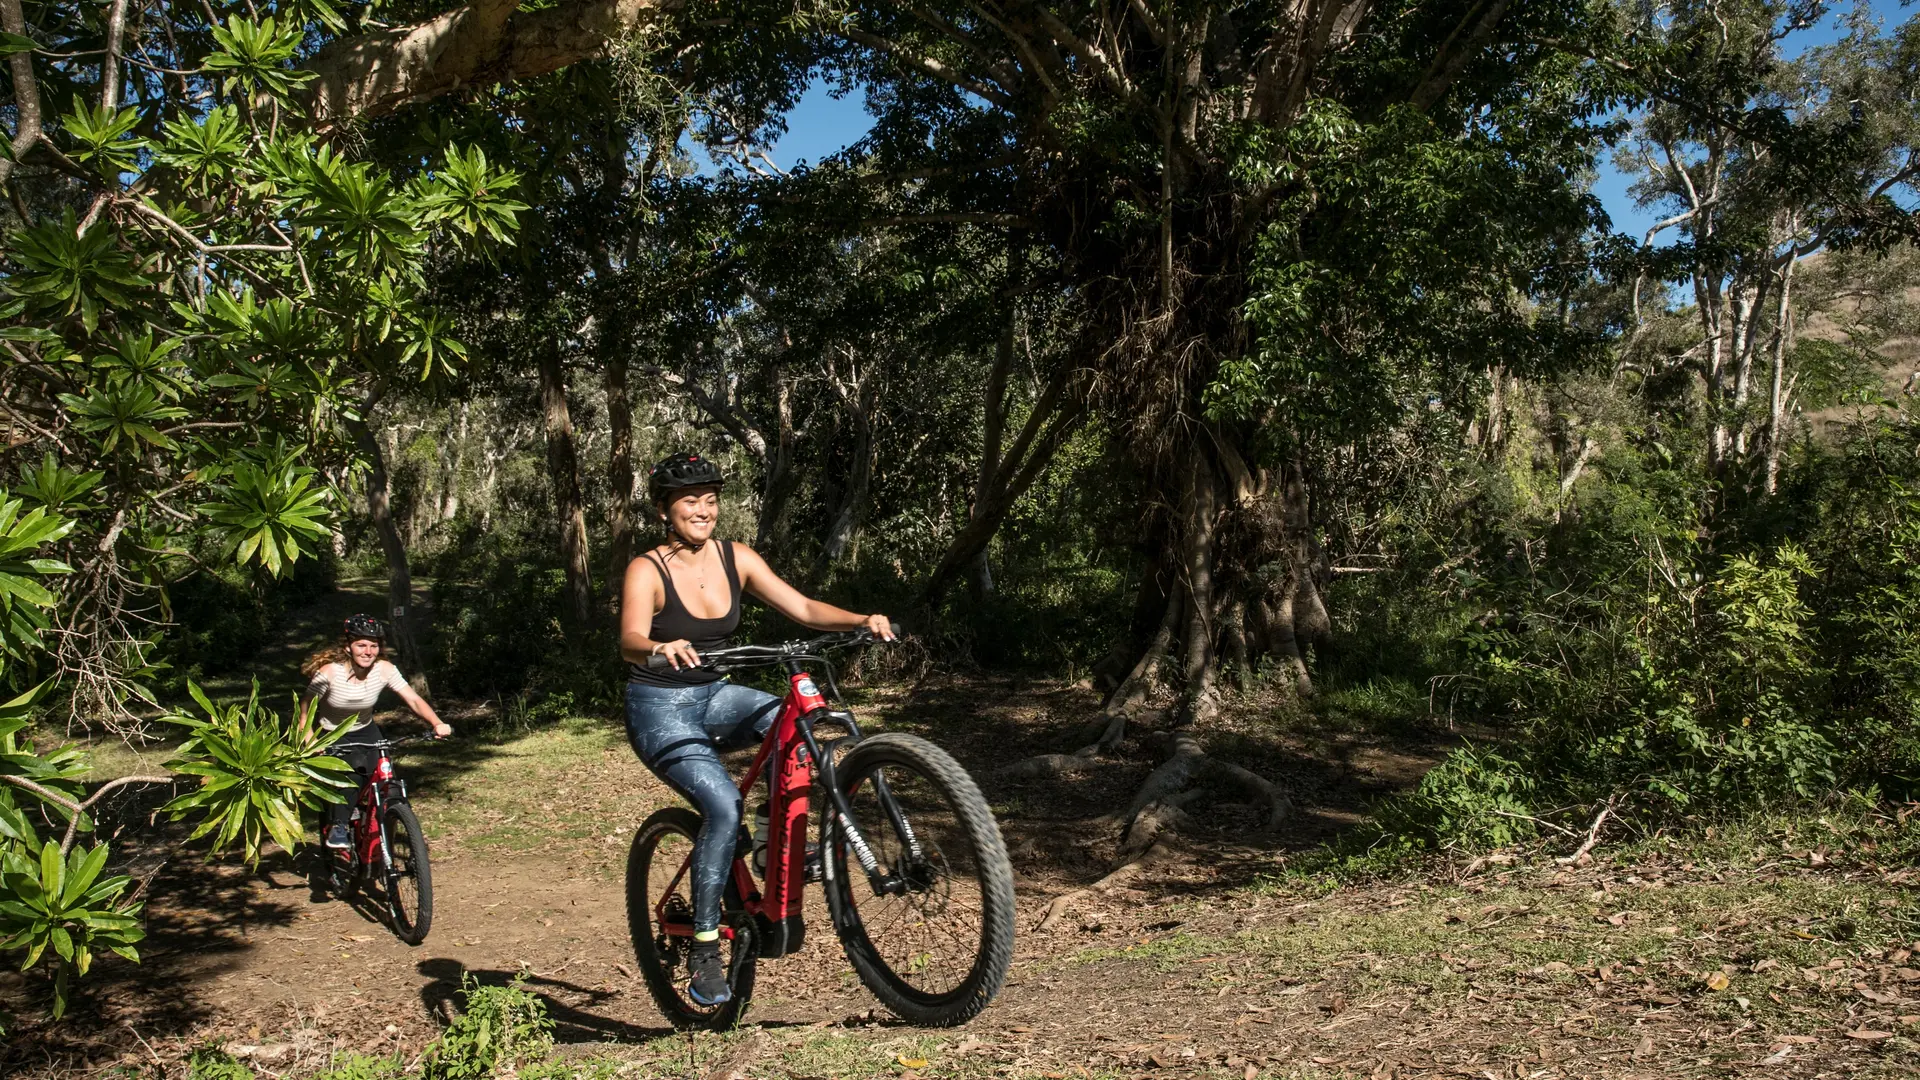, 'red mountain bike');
318,735,434,946
627,628,1016,1029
